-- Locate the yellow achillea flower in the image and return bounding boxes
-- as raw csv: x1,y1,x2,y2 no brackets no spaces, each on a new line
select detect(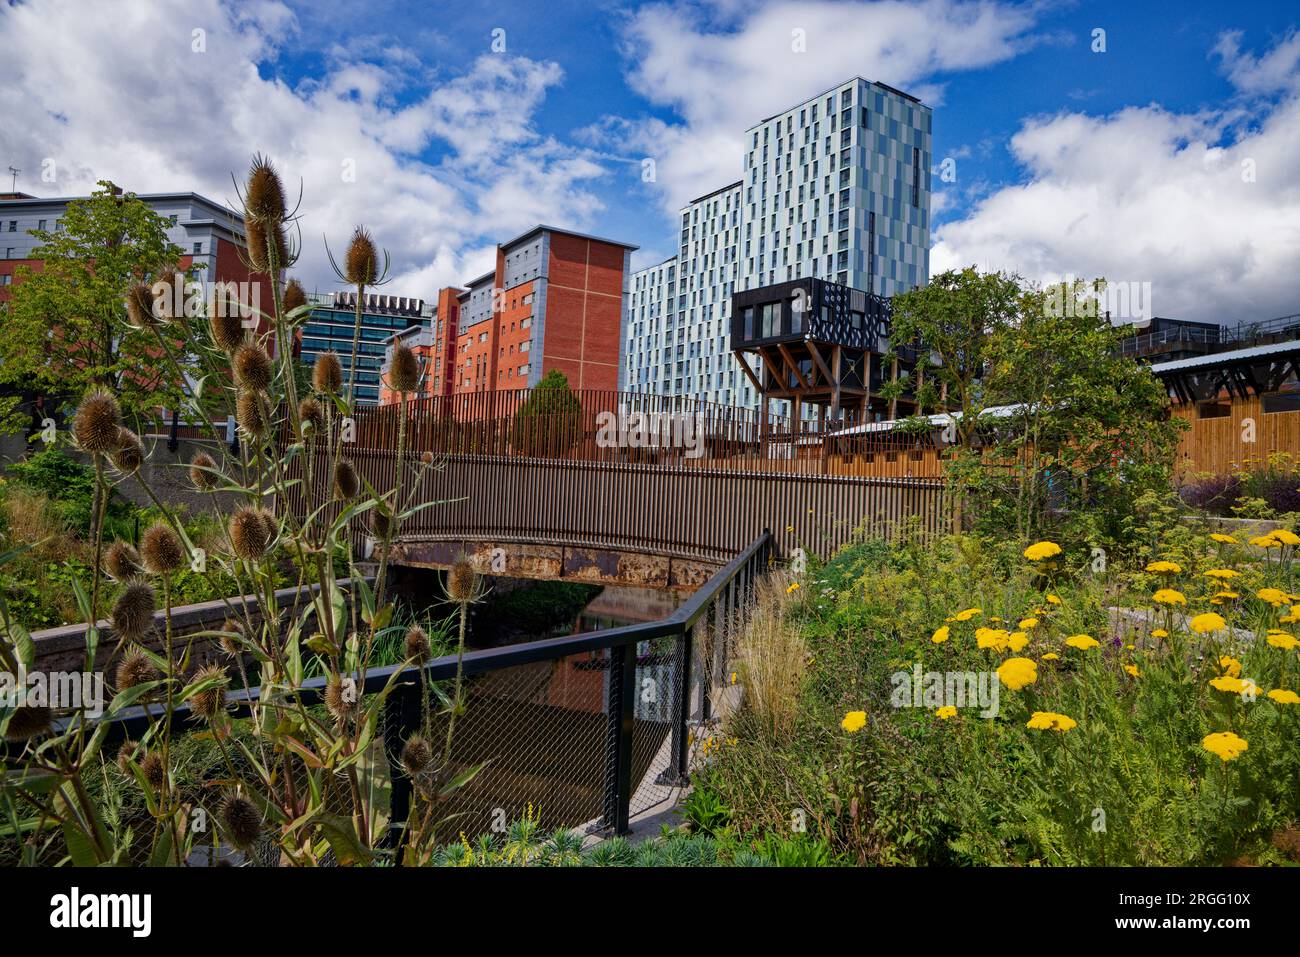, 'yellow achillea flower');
1145,560,1182,574
935,705,957,720
1267,689,1300,705
1189,612,1226,634
976,627,1010,652
841,710,867,733
1018,617,1039,629
1211,591,1239,604
1209,675,1261,697
1065,634,1100,650
931,625,950,644
1202,731,1248,761
1007,631,1029,652
1041,652,1060,661
1266,632,1299,649
1203,568,1239,580
1023,541,1062,561
1210,533,1238,544
996,657,1037,690
1219,656,1242,677
952,607,981,621
1151,628,1169,639
787,582,801,594
1026,711,1076,732
1250,534,1281,548
1153,588,1187,605
1274,529,1300,546
1124,664,1141,677
1046,594,1062,605
1257,587,1289,606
